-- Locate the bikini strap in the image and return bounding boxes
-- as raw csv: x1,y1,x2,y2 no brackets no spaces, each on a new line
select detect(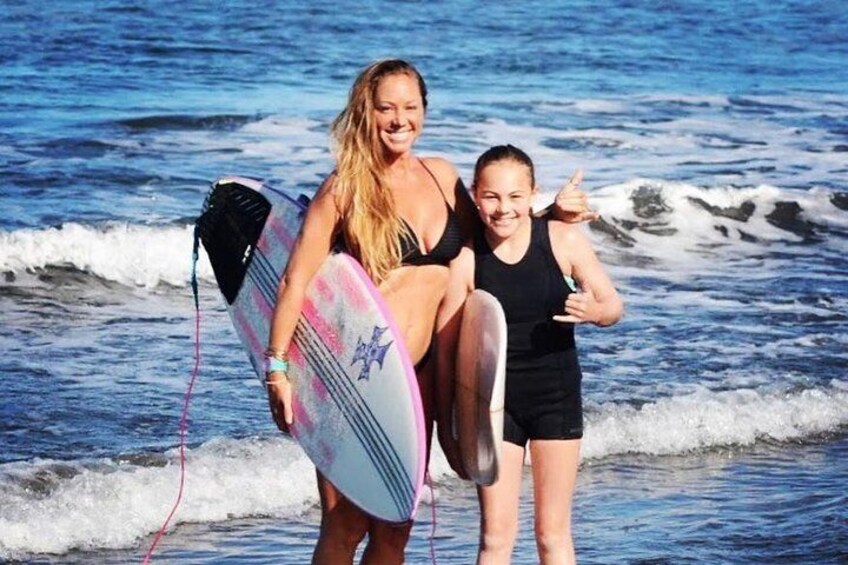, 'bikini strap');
419,158,450,205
